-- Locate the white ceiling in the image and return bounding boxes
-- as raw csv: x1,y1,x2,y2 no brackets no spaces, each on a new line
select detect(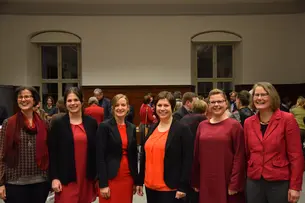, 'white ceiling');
3,0,297,4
